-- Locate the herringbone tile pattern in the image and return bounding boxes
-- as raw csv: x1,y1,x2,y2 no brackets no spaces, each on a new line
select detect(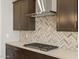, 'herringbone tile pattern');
20,16,78,51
